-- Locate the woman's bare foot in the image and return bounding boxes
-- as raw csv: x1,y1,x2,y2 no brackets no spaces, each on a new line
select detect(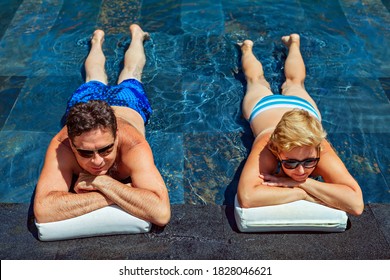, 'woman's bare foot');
130,24,150,42
91,29,105,46
281,34,300,48
238,39,254,53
